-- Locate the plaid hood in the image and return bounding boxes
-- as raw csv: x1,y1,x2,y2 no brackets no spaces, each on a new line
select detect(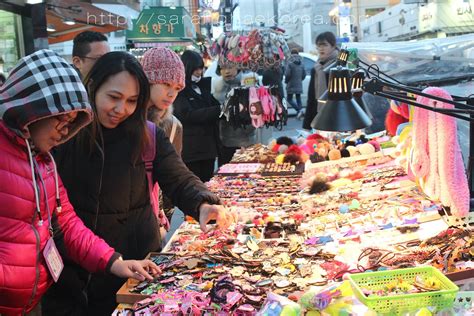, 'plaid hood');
0,49,92,144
